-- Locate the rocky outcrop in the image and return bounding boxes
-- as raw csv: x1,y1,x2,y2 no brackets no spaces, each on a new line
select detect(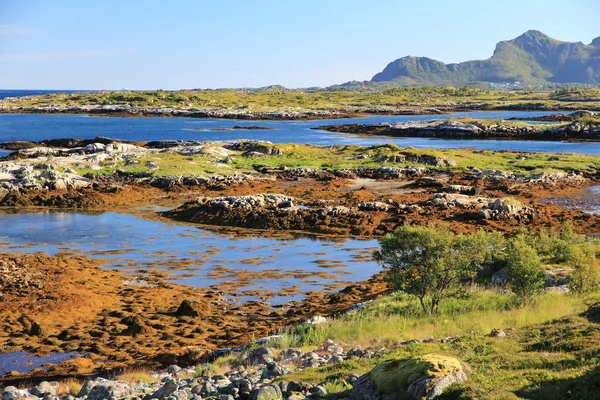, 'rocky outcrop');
478,198,535,221
350,354,468,400
163,194,417,235
318,119,600,141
